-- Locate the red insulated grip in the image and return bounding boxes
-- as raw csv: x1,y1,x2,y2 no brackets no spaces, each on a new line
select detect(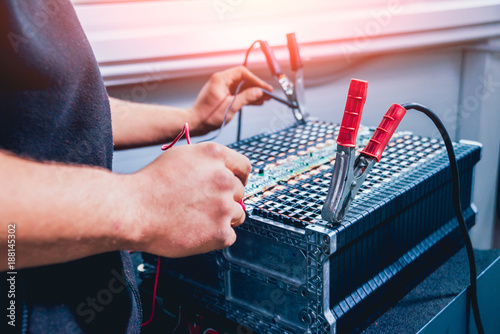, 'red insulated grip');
336,79,368,147
260,40,283,76
286,33,303,71
360,104,407,162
